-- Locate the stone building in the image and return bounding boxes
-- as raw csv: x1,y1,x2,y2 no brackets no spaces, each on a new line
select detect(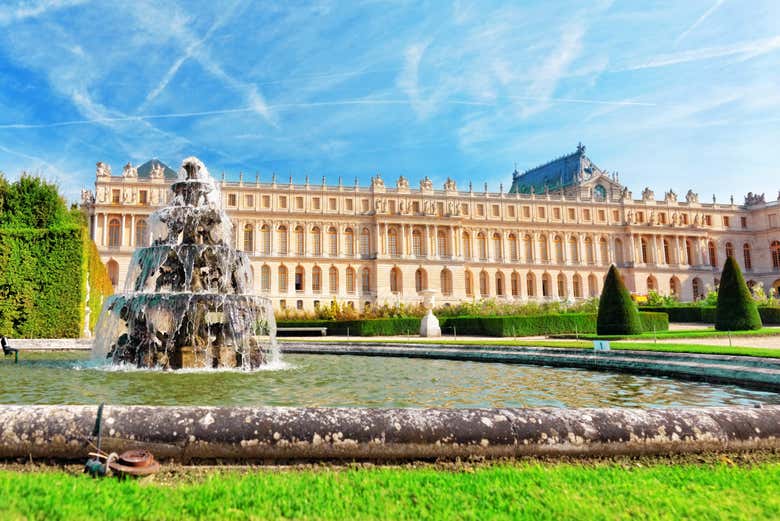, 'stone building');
81,146,780,311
